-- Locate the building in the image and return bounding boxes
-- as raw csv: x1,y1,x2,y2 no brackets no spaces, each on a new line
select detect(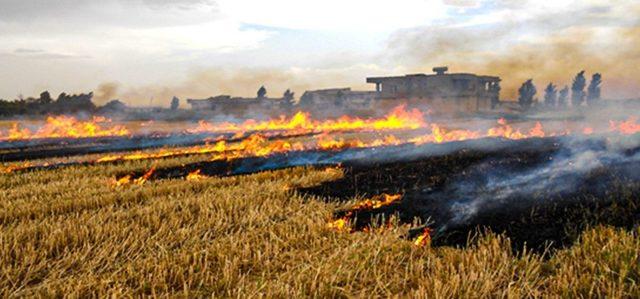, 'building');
366,67,501,112
186,67,501,117
299,88,378,109
186,94,291,117
297,88,379,117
